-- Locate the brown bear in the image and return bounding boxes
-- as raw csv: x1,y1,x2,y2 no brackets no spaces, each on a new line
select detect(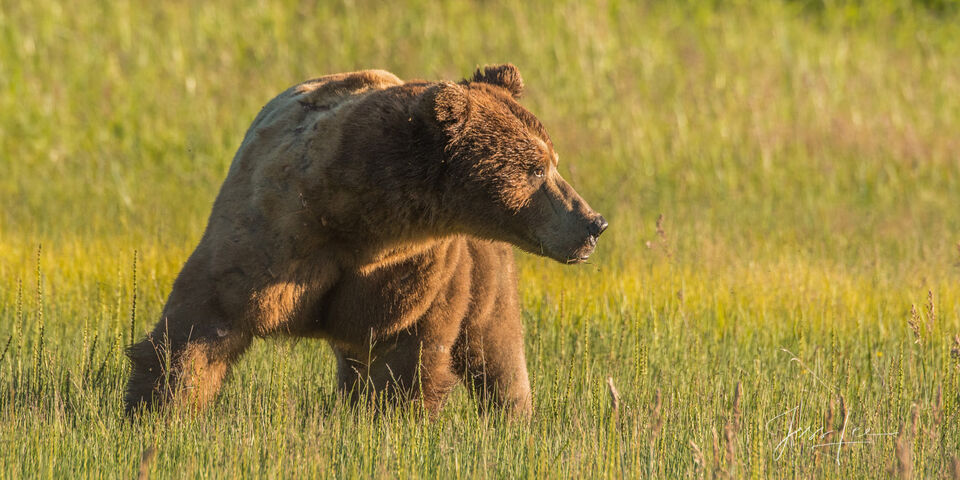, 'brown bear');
125,64,607,418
